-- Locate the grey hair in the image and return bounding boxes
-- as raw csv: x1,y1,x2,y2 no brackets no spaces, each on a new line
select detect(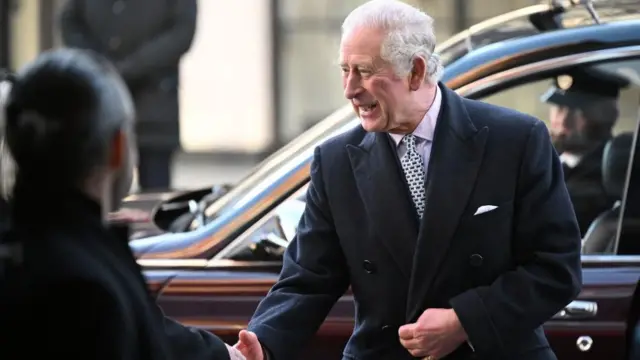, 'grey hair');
341,0,443,84
0,137,16,200
0,79,15,200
